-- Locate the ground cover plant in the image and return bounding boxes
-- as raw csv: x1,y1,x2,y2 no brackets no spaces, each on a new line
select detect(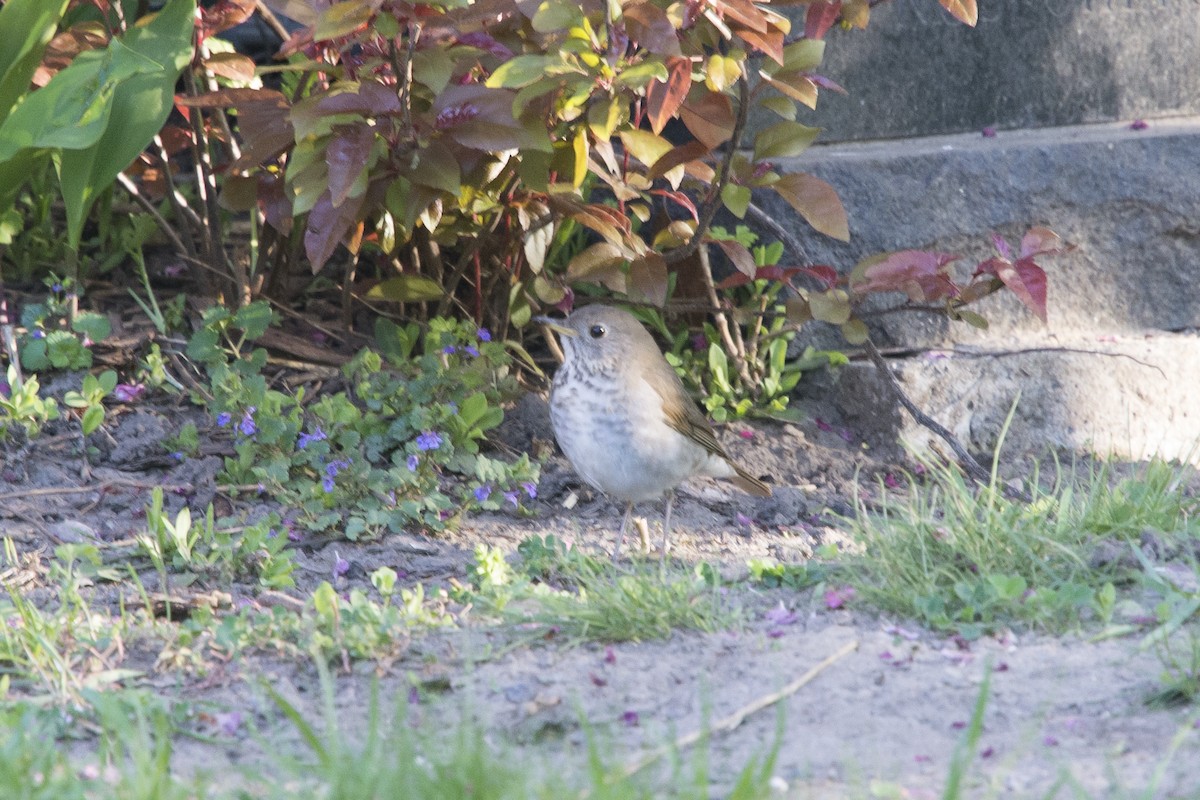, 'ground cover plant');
1,0,1199,796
